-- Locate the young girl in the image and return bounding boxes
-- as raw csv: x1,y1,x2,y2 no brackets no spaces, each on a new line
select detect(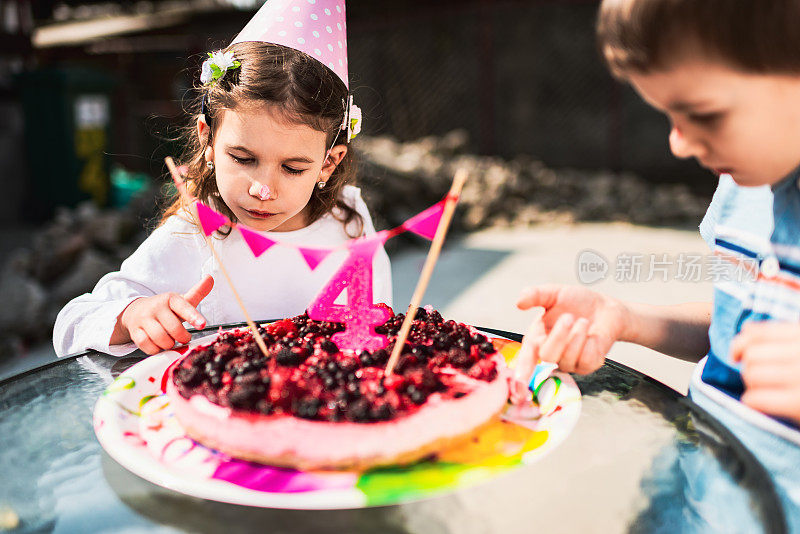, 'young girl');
53,4,392,357
512,0,800,526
